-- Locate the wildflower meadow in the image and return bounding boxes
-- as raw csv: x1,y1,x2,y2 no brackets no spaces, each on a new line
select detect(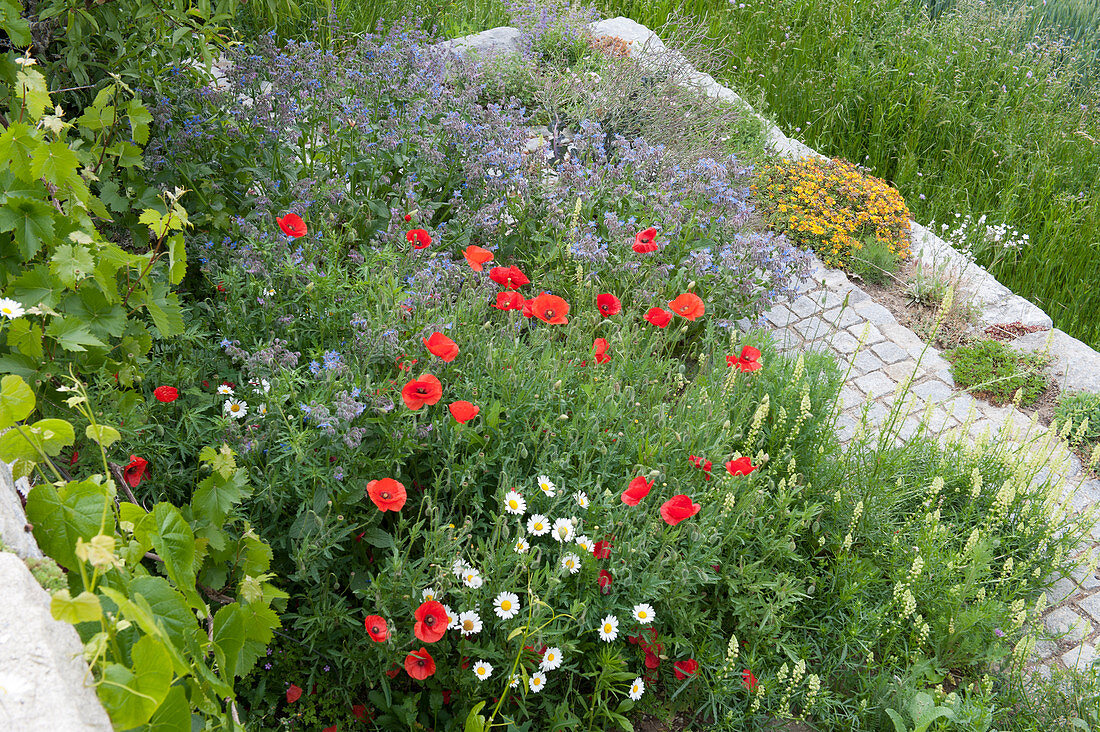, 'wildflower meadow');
0,1,1098,730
